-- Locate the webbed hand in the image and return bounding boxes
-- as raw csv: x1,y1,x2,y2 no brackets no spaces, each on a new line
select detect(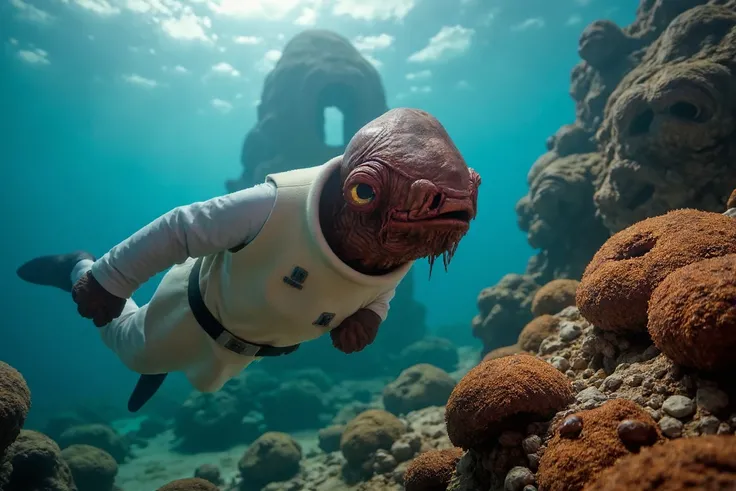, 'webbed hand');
330,308,381,354
71,271,127,327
